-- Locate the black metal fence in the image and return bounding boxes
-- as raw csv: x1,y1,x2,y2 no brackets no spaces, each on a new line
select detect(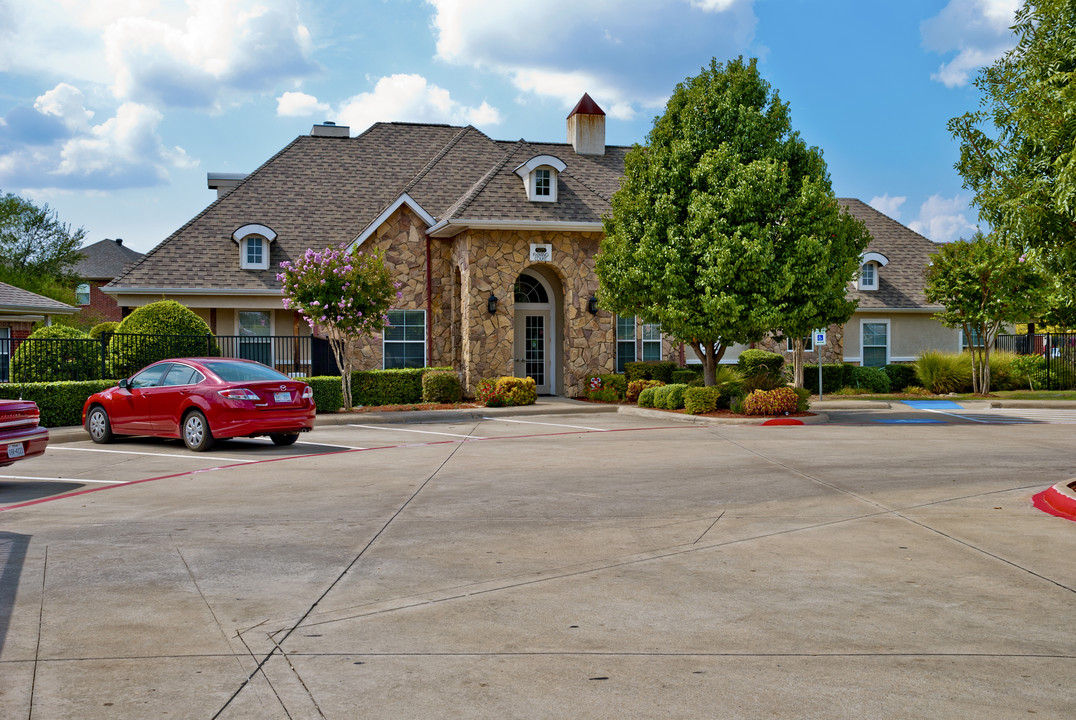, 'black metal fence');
994,332,1076,390
0,333,339,383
